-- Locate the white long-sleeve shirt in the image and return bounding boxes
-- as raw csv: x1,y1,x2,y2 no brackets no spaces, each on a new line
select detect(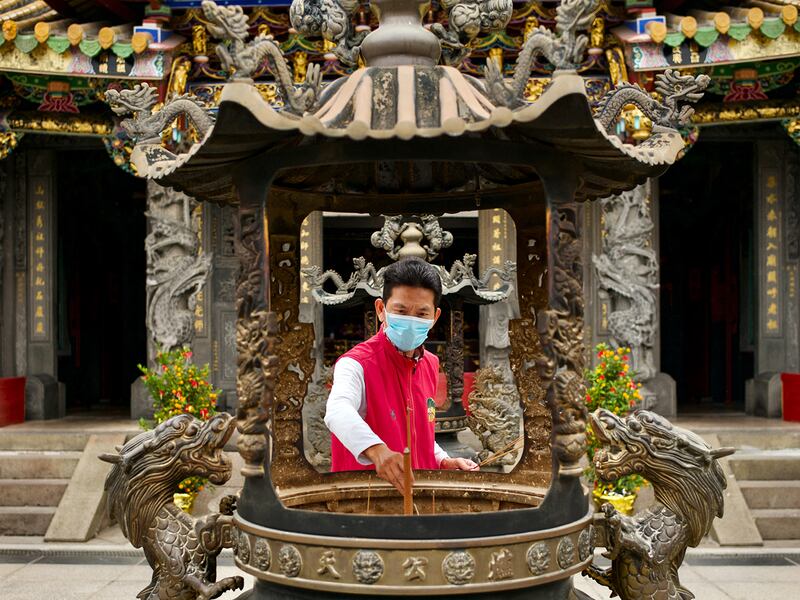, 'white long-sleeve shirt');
324,357,449,466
